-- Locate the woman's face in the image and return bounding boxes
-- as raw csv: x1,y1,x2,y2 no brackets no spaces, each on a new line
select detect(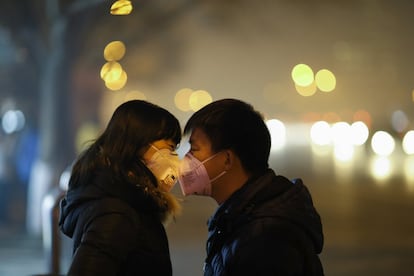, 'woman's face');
141,139,177,163
141,139,180,192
